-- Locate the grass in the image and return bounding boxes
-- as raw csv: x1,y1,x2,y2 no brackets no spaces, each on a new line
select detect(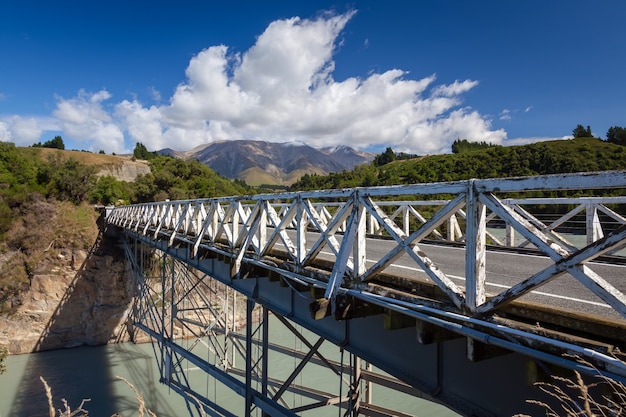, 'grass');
40,376,157,417
516,356,626,416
